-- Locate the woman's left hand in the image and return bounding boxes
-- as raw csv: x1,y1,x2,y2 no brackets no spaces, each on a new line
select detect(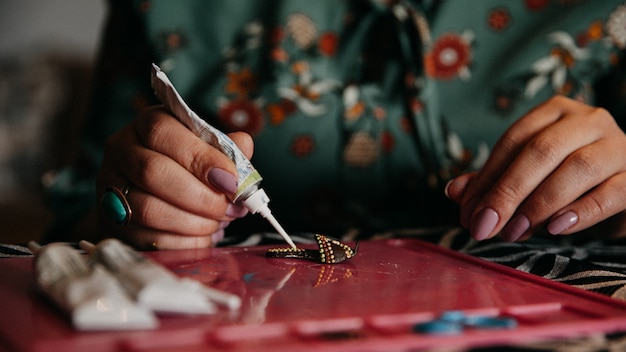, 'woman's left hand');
445,95,626,242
